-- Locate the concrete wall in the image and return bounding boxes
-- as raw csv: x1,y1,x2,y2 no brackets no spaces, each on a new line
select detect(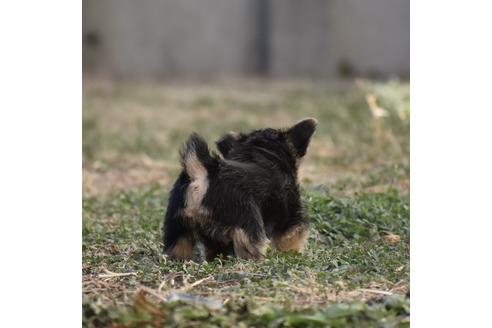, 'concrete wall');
329,0,410,78
270,0,336,77
83,0,409,79
269,0,409,78
83,0,260,79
